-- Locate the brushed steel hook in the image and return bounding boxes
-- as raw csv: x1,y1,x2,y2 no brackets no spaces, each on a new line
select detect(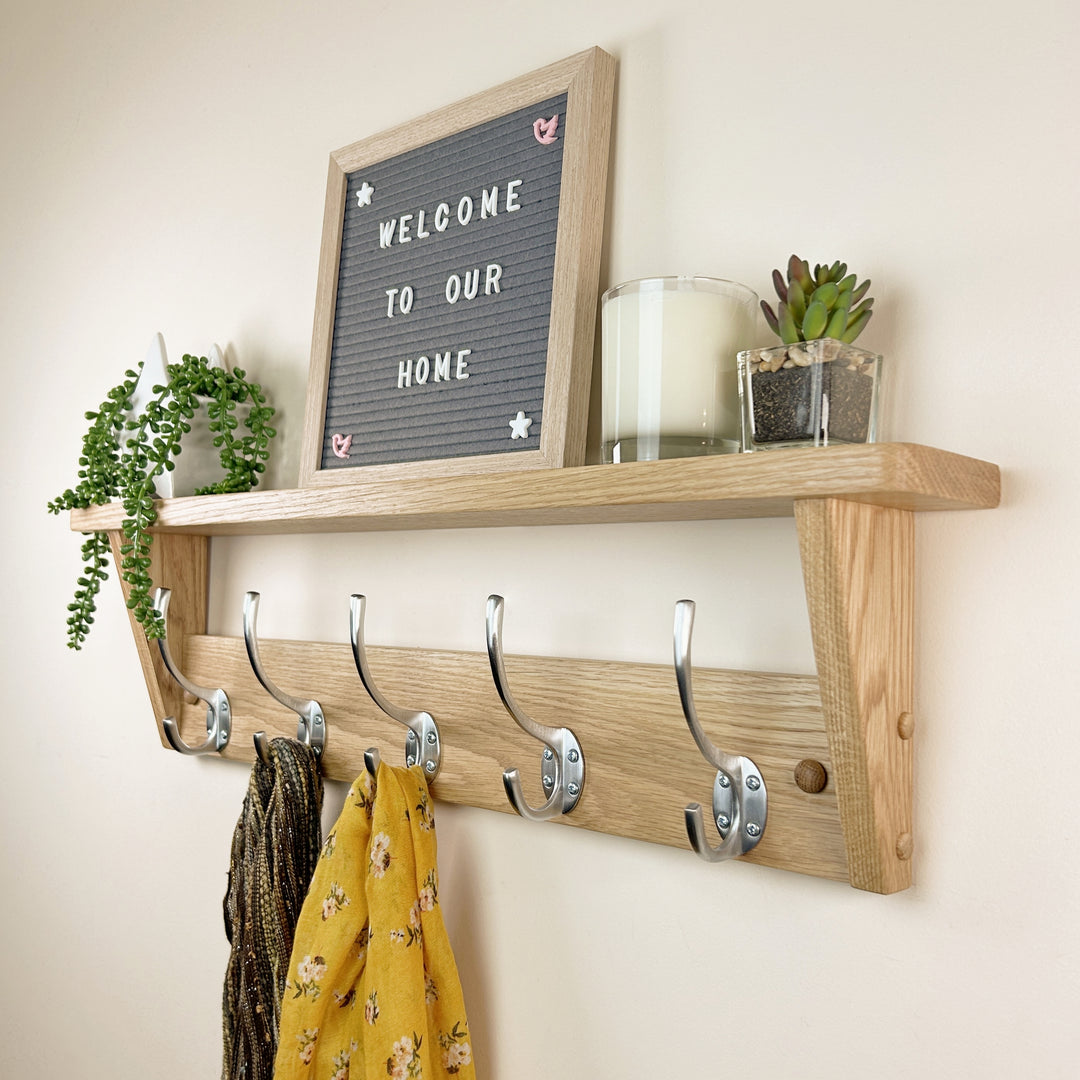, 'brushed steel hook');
350,595,441,780
674,599,766,861
243,591,326,758
253,731,274,765
485,594,584,821
152,587,231,754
